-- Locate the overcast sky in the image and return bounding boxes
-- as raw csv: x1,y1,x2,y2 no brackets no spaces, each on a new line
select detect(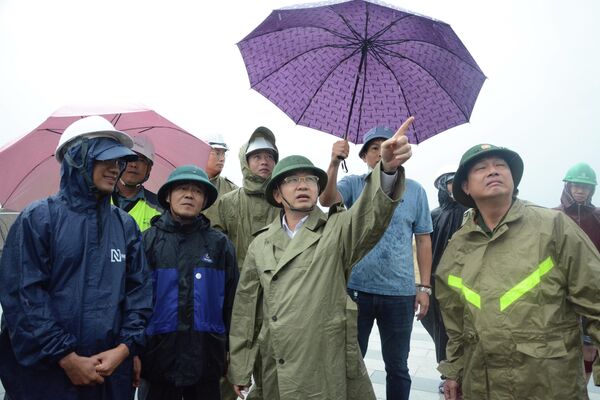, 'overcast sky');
1,0,599,210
